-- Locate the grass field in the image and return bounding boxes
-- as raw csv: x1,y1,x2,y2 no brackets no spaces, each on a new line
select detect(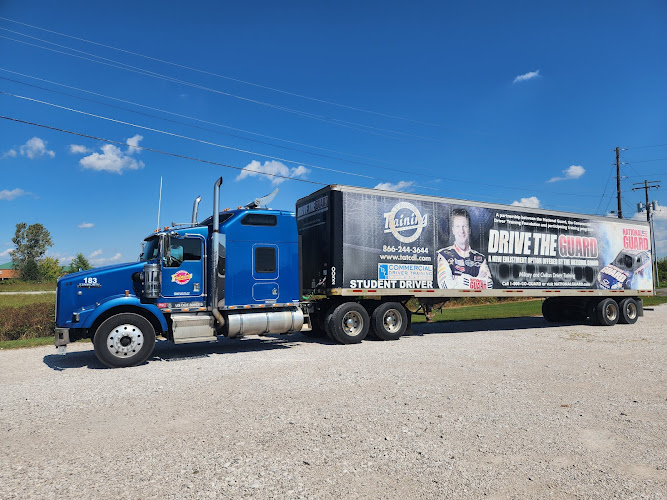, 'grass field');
0,281,57,292
411,299,543,323
0,294,55,307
